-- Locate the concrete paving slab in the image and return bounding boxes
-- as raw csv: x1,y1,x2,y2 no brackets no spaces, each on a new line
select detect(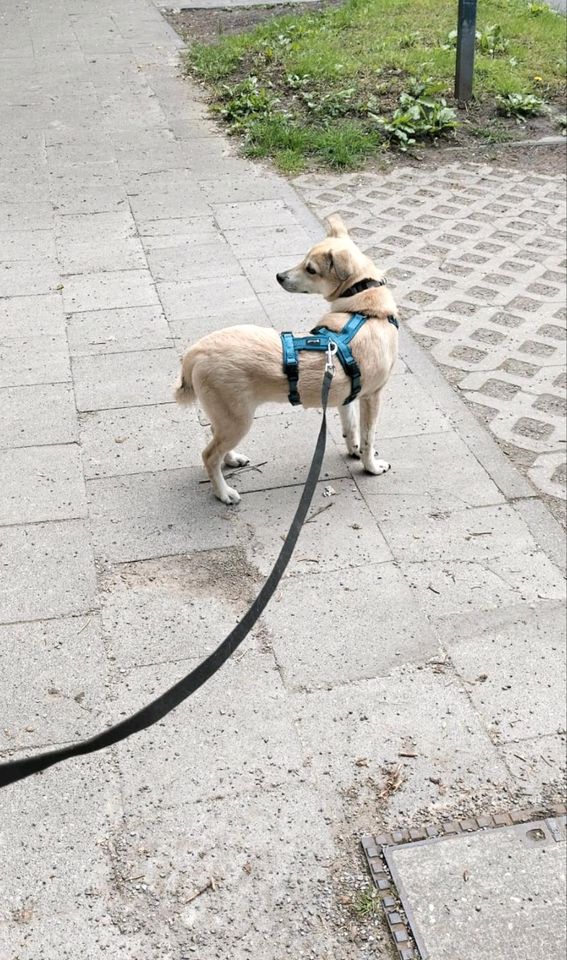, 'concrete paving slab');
354,432,505,522
147,238,242,282
400,557,565,620
501,735,567,798
62,268,159,313
117,783,342,960
0,520,96,622
0,615,106,750
448,603,567,743
0,445,86,525
66,304,173,356
0,335,71,387
379,503,540,564
157,273,259,322
80,402,205,479
0,383,77,448
87,468,253,563
388,819,566,960
264,562,437,690
99,548,260,667
223,223,315,260
239,477,392,577
294,666,509,815
0,259,59,298
110,652,304,804
72,347,178,411
169,298,271,343
0,201,53,232
211,198,303,233
55,210,146,275
138,214,219,247
127,170,210,220
0,756,118,953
